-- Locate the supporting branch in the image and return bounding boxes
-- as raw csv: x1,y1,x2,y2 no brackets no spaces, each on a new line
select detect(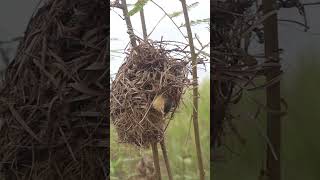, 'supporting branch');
262,0,281,180
139,7,148,40
160,140,173,180
120,0,137,47
303,1,320,6
151,142,161,180
180,0,205,179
